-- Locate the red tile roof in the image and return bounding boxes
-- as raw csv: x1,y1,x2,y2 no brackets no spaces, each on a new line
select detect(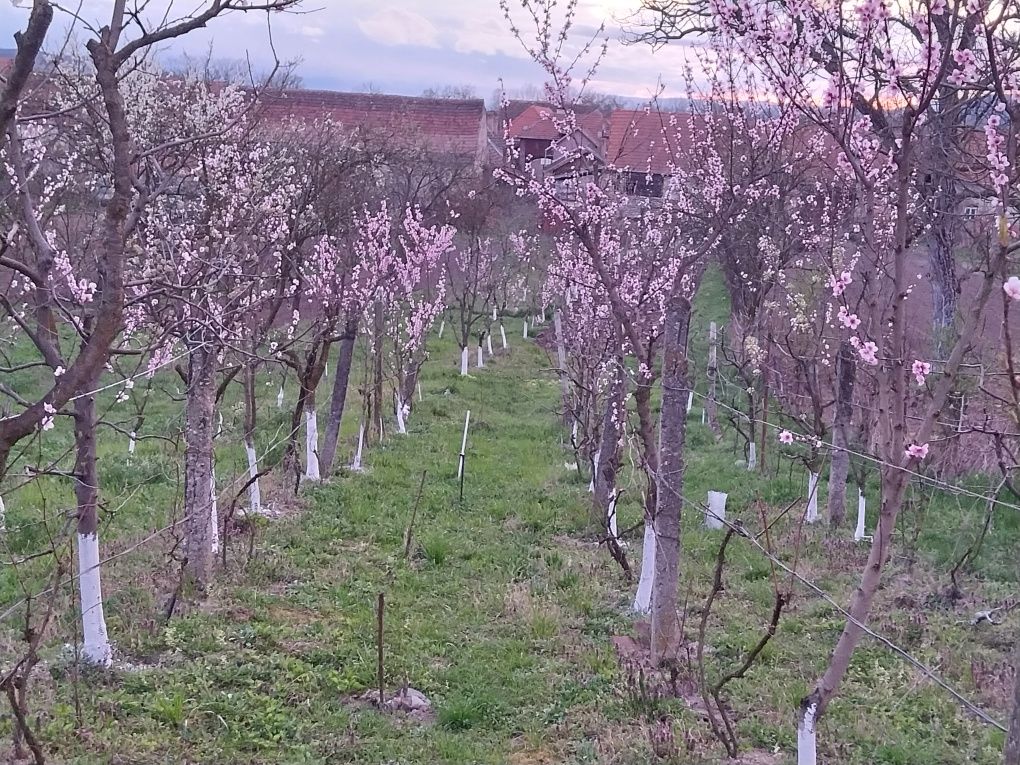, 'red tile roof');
260,90,486,160
507,104,608,146
606,110,705,175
